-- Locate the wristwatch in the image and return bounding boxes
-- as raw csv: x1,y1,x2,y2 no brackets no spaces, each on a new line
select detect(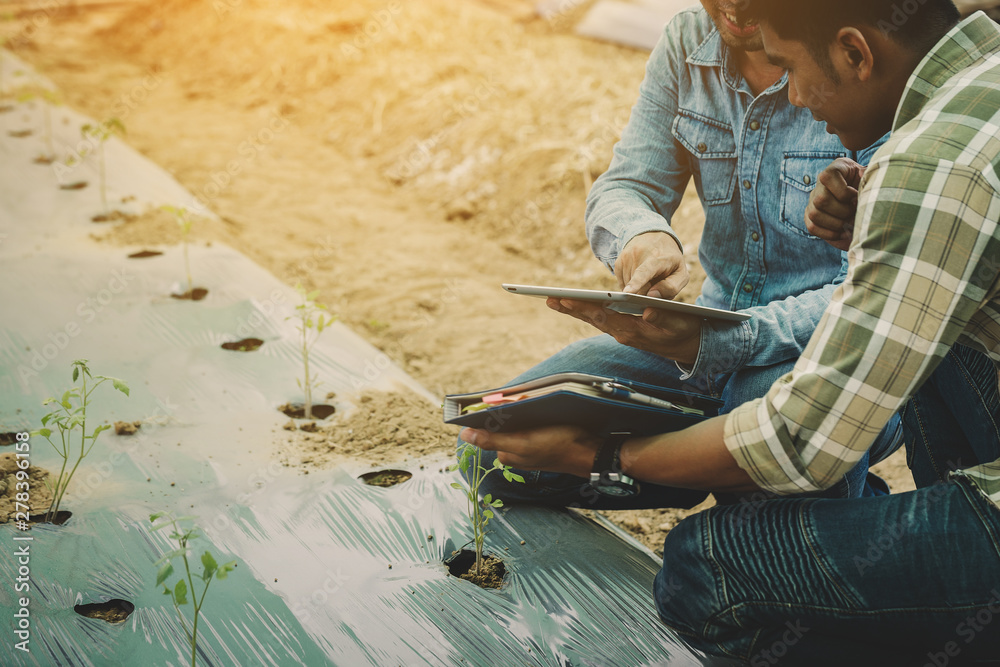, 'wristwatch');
590,432,639,497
